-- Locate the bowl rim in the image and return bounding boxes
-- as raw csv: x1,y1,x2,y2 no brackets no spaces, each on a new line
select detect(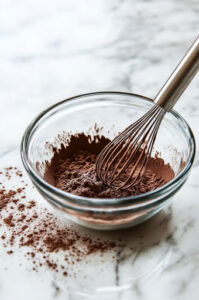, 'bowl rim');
20,91,196,207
